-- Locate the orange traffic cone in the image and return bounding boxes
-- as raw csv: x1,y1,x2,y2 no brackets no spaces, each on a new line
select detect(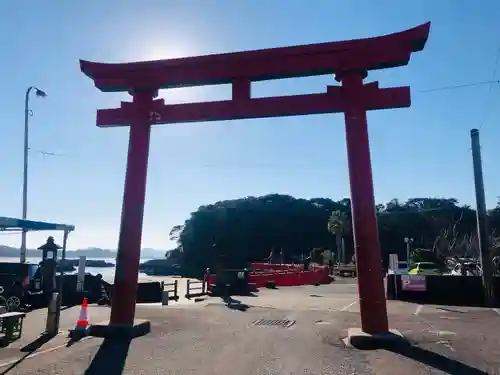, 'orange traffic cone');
69,297,90,340
75,297,89,330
